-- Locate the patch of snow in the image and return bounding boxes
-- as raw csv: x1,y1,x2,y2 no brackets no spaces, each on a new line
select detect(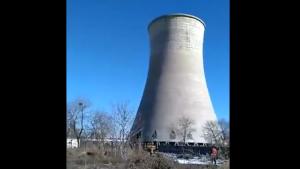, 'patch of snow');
160,153,224,166
176,158,210,165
